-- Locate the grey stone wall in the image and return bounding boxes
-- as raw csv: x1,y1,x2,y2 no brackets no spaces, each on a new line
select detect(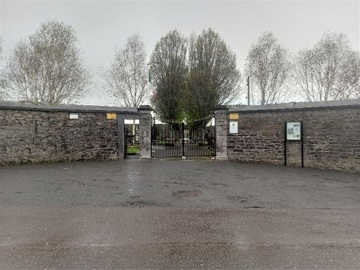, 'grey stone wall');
228,100,360,172
0,101,138,165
